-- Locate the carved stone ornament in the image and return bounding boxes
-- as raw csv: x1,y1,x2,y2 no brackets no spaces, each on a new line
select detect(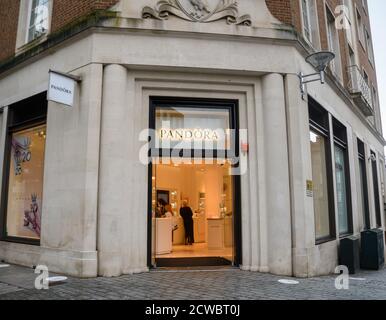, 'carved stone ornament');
142,0,252,25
